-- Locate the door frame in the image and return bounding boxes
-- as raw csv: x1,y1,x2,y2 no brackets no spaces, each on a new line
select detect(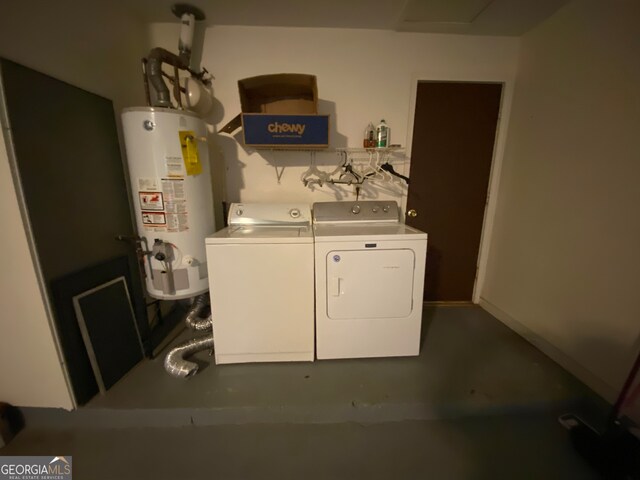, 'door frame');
402,70,516,304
